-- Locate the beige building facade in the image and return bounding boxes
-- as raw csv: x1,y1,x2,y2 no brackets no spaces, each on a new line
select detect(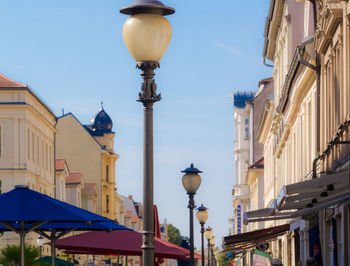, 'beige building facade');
0,73,57,250
0,73,56,196
225,0,350,265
